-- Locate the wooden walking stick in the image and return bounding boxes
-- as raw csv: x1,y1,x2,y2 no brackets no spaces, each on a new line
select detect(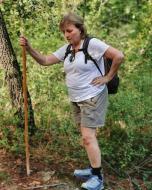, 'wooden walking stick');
21,41,30,176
